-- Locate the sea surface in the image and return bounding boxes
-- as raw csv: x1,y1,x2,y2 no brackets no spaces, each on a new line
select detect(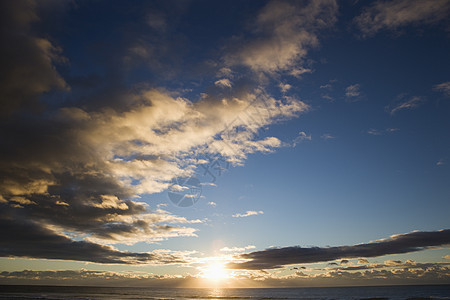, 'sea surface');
0,285,449,300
